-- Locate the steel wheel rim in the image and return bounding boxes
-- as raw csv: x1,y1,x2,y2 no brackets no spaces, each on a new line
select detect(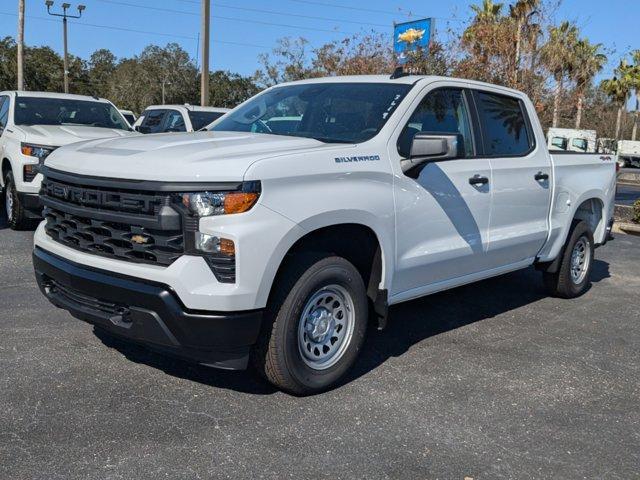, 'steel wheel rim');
297,284,355,370
5,184,12,221
570,236,590,284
